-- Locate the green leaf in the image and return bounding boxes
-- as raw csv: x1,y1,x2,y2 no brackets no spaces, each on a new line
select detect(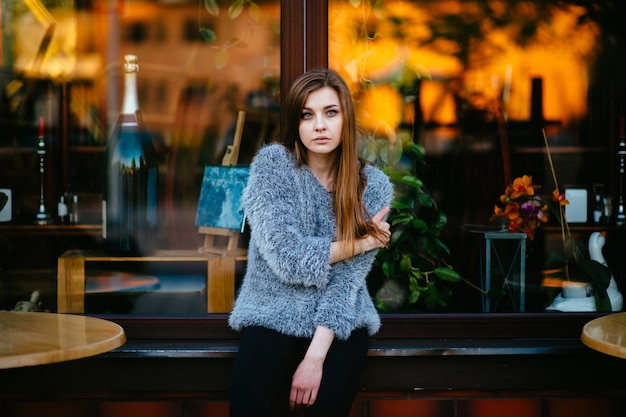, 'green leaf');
399,175,423,189
399,255,411,273
594,291,612,312
578,259,611,289
389,228,405,244
249,3,261,23
391,213,412,226
411,269,424,283
228,0,245,19
435,211,448,229
434,267,461,282
200,28,217,43
433,239,448,255
435,239,451,257
417,192,433,208
385,169,404,183
408,142,426,164
424,282,439,310
391,197,413,210
408,290,420,304
204,0,220,16
381,259,393,278
410,218,428,231
576,259,612,312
